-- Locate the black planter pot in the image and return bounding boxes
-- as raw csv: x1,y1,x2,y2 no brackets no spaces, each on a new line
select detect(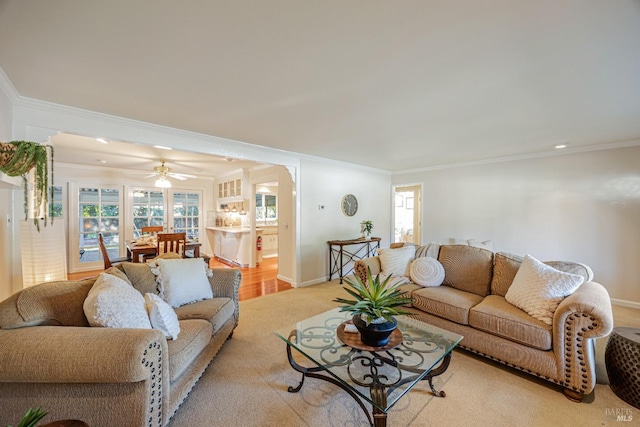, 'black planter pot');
352,315,398,347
